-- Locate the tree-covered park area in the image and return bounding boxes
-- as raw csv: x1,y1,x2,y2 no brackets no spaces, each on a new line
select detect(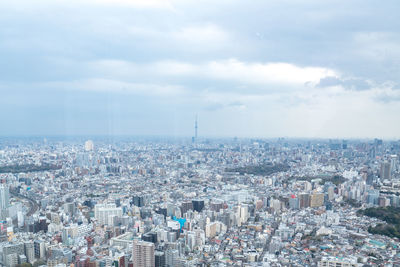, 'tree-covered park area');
225,163,290,176
358,206,400,238
0,163,62,174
